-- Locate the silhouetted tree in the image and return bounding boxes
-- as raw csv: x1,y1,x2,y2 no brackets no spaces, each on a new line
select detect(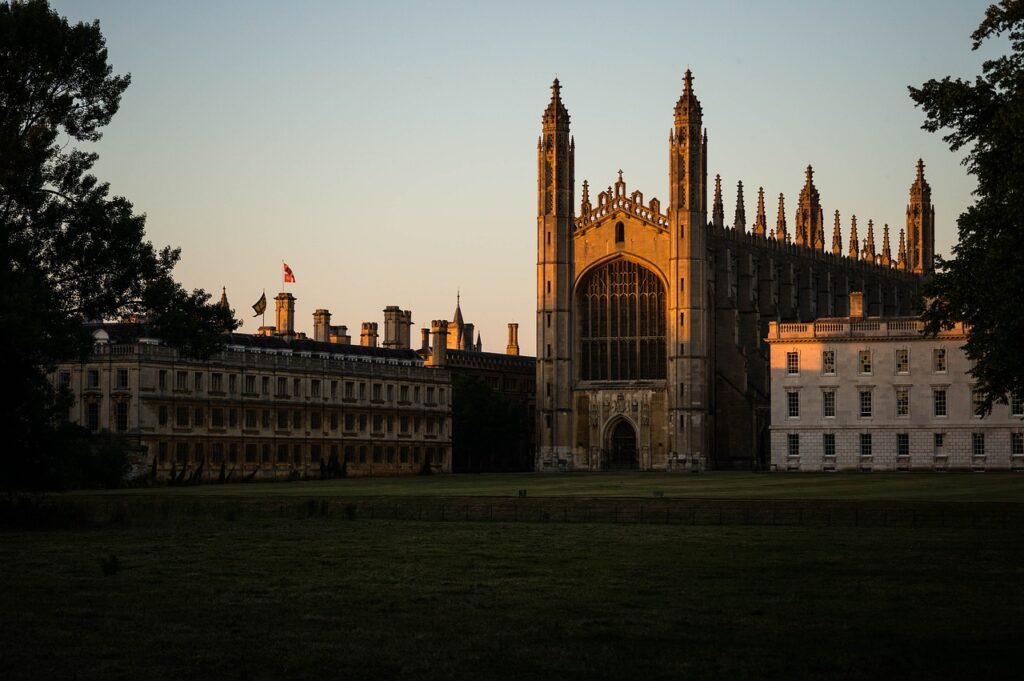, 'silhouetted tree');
909,0,1024,411
0,1,236,492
